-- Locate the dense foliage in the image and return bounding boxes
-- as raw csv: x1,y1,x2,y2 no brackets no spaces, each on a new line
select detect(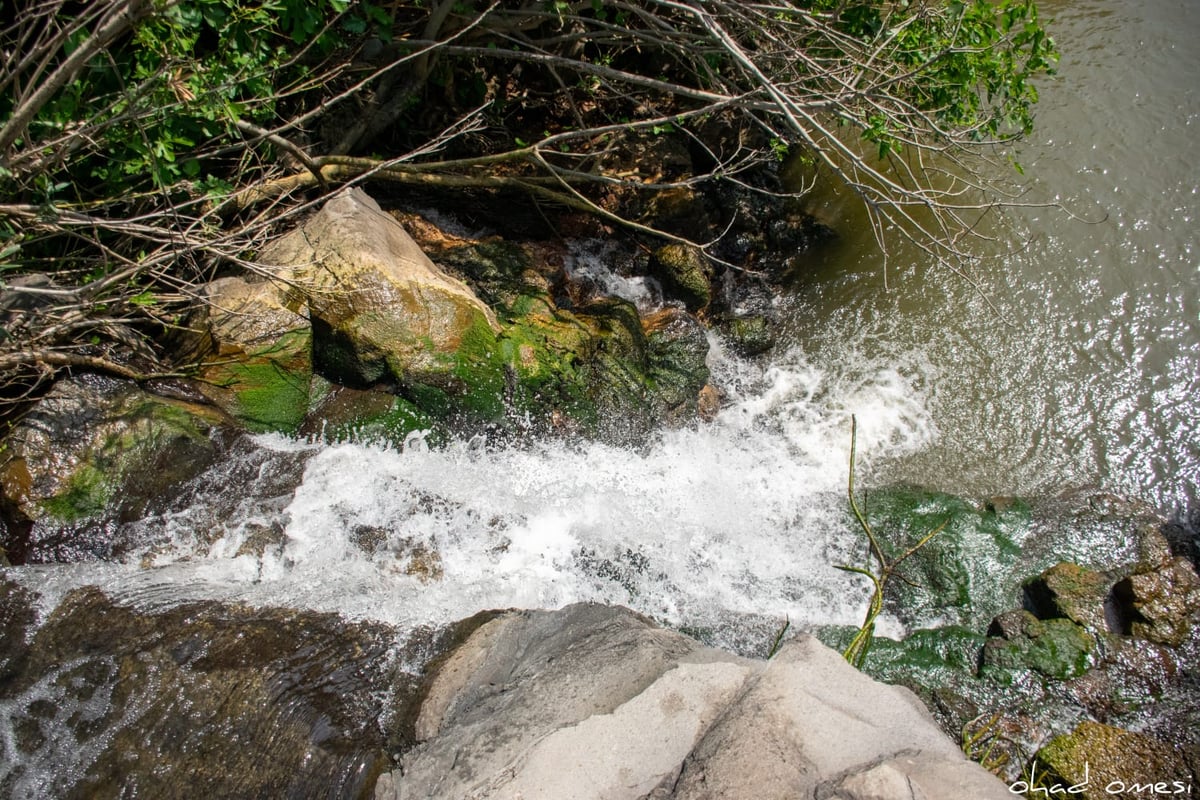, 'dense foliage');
0,0,1056,413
